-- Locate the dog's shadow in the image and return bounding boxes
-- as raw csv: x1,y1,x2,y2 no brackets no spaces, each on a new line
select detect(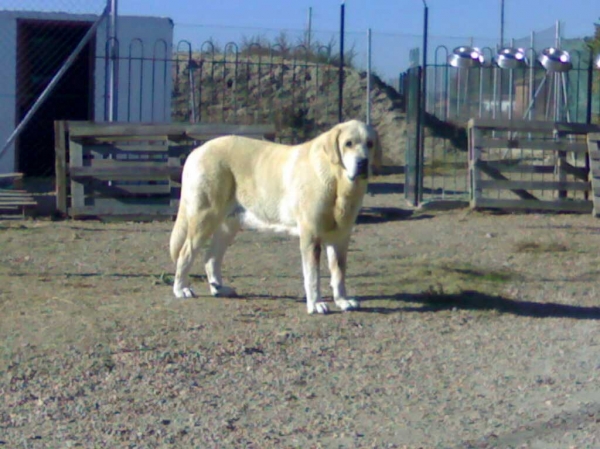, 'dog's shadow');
230,289,600,320
357,207,432,224
357,290,600,320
